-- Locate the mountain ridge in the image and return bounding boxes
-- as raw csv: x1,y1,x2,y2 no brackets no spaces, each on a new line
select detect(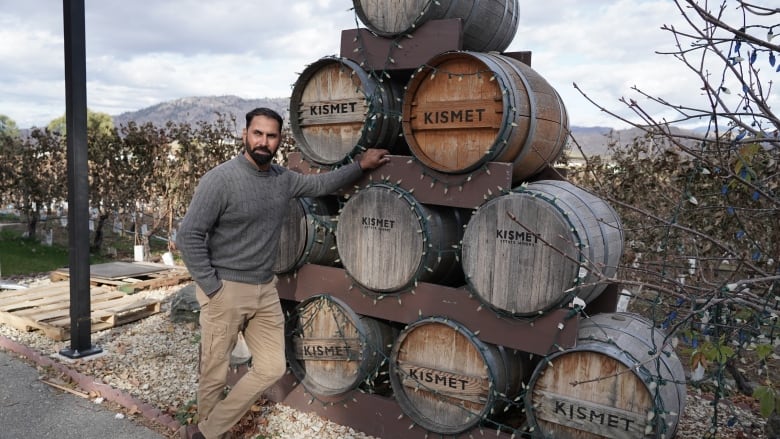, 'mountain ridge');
112,95,289,129
110,95,689,158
